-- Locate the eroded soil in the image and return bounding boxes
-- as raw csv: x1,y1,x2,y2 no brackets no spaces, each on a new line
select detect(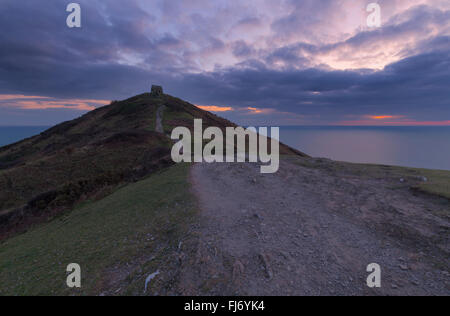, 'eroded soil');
176,157,449,295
